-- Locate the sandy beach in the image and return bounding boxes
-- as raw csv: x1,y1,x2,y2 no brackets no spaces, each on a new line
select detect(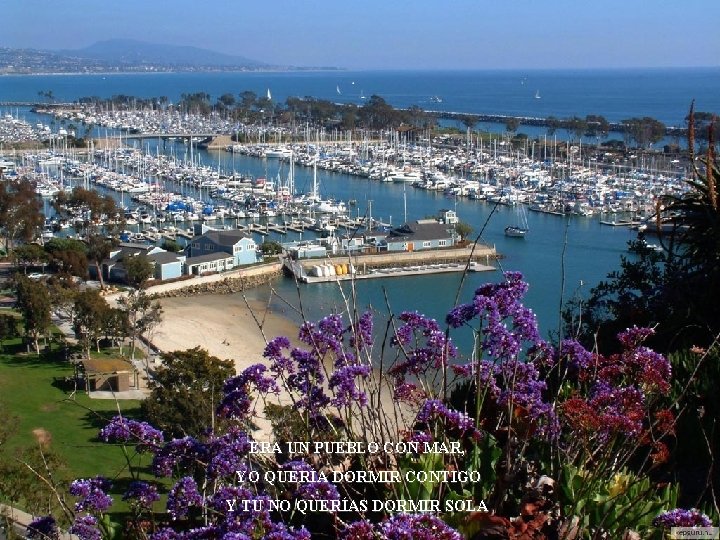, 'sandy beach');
152,293,300,372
